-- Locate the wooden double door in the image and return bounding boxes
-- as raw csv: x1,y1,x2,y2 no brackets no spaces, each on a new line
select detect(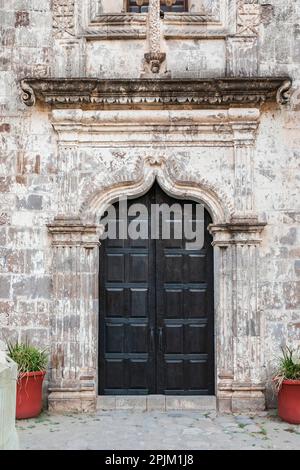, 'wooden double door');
99,183,214,395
